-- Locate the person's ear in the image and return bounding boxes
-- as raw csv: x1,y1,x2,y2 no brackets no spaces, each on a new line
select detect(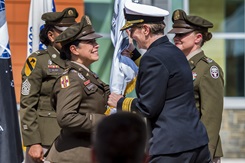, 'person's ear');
47,31,55,43
142,24,150,35
91,147,97,163
70,44,79,56
195,33,203,44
